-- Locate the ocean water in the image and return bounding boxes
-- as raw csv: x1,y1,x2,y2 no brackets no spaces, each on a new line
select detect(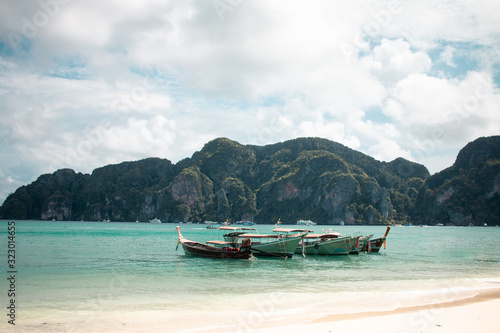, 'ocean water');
2,221,500,332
